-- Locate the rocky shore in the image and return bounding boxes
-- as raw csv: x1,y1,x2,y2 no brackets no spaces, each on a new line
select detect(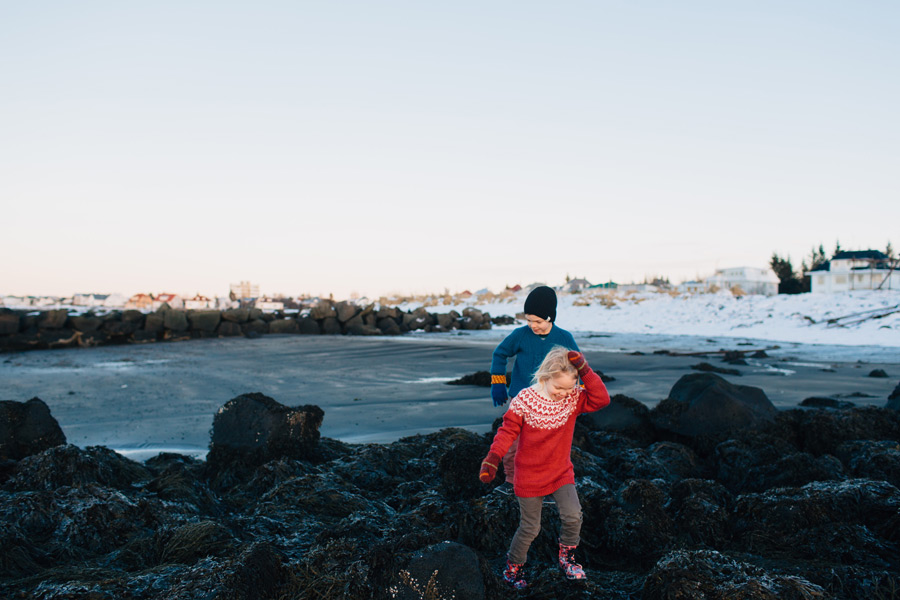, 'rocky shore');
0,302,511,353
2,372,900,599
